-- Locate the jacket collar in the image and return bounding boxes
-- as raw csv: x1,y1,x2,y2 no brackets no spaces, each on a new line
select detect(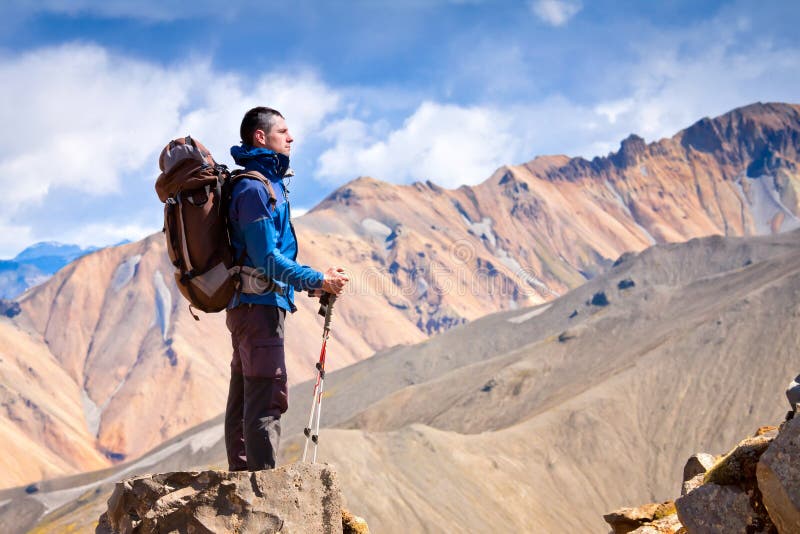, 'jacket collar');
230,144,290,179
